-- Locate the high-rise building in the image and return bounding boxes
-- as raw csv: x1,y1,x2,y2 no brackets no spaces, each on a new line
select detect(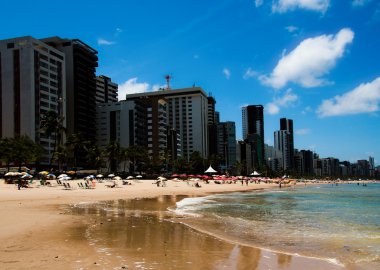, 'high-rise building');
96,97,172,166
207,96,218,157
280,118,294,169
0,36,66,164
96,75,118,104
294,149,314,176
217,121,236,170
265,144,283,172
241,105,265,167
41,37,98,143
369,156,375,177
126,87,209,160
274,130,290,170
